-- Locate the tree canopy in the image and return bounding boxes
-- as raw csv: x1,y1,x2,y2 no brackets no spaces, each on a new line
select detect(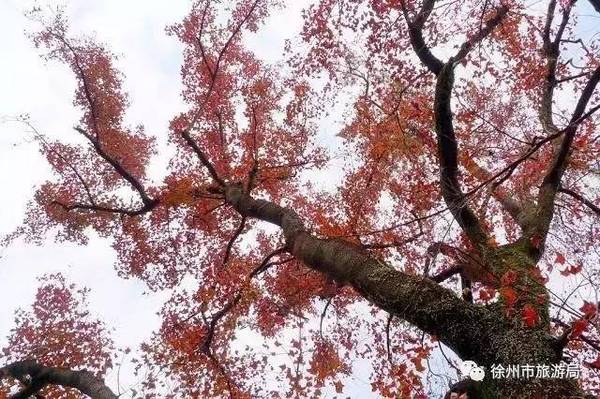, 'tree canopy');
1,0,600,398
